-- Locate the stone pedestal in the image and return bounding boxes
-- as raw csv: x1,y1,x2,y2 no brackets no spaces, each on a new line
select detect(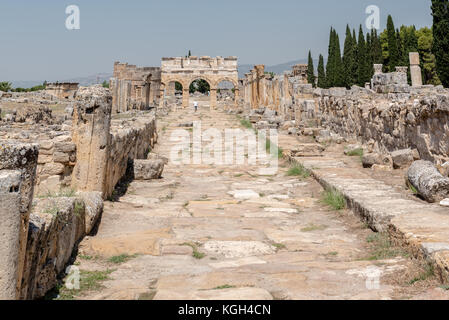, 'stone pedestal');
182,89,190,108
374,64,383,75
210,89,217,110
0,170,22,300
71,91,112,197
410,52,423,87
